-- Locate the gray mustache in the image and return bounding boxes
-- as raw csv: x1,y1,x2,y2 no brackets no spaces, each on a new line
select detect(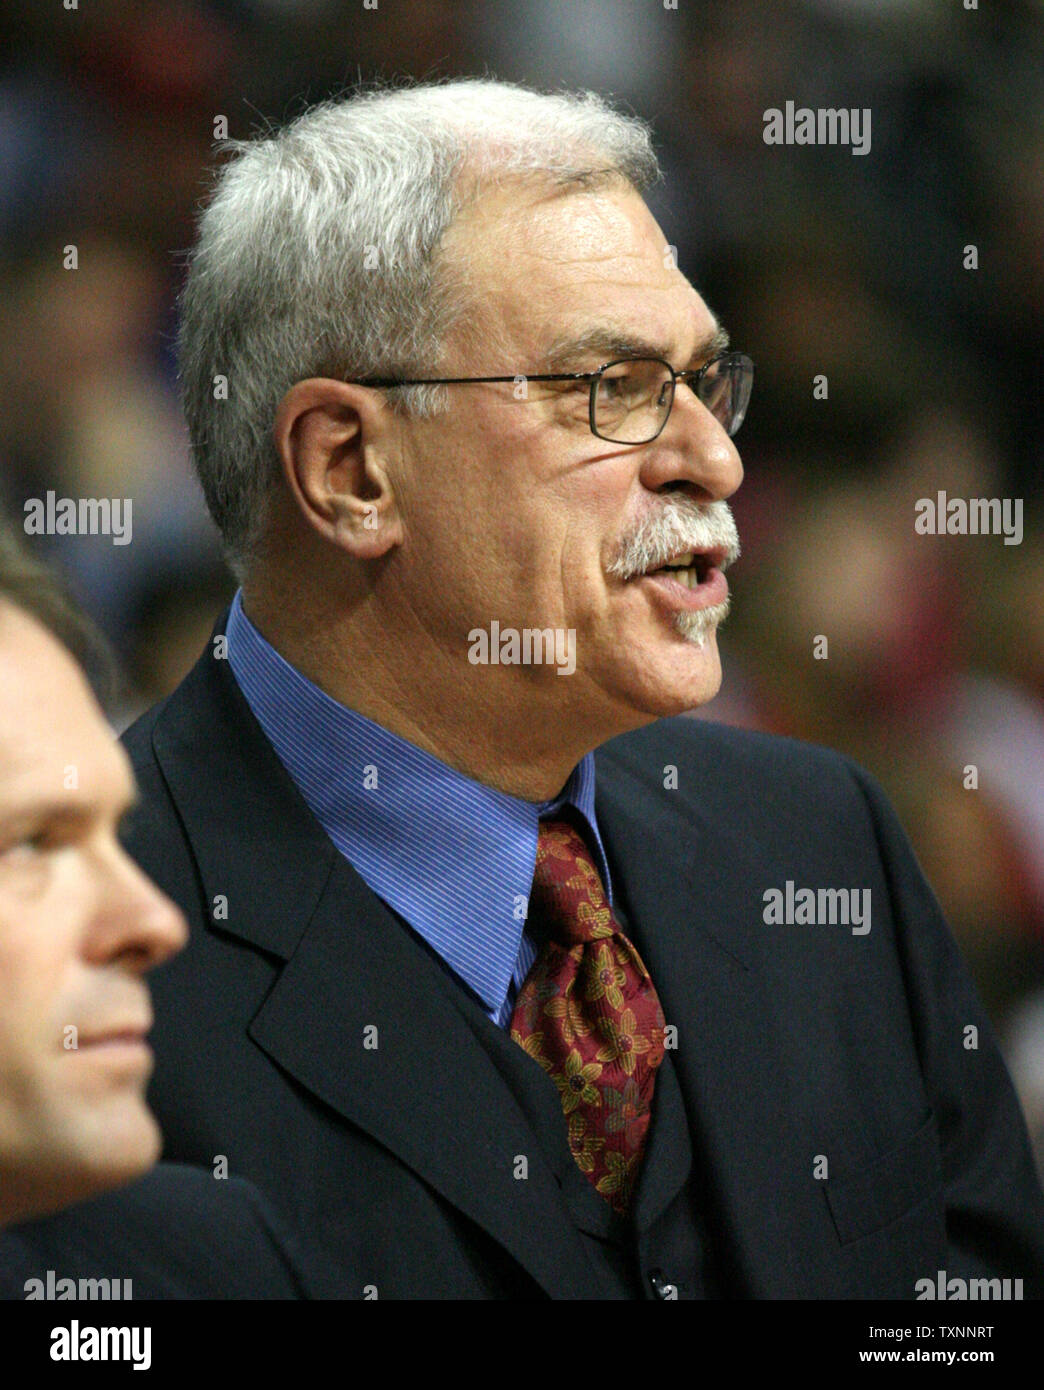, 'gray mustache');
606,499,741,581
